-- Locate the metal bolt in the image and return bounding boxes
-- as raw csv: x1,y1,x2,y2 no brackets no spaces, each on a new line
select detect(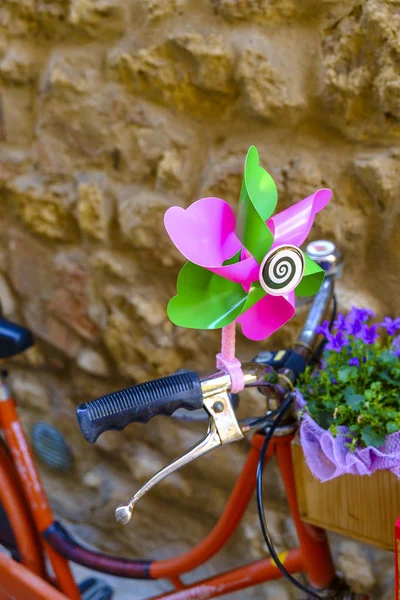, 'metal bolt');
212,400,224,413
